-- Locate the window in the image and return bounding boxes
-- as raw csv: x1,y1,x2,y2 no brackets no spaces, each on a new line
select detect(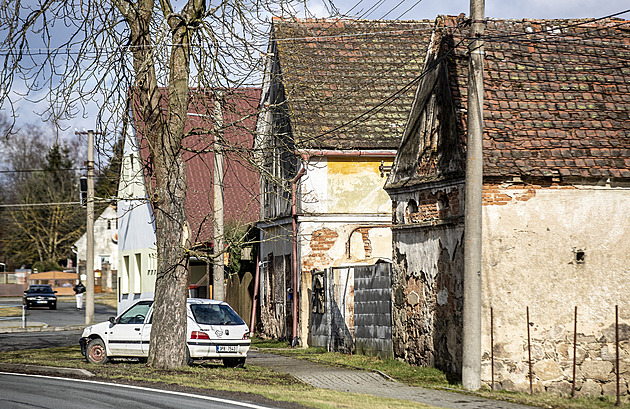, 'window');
190,304,245,325
118,300,153,324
